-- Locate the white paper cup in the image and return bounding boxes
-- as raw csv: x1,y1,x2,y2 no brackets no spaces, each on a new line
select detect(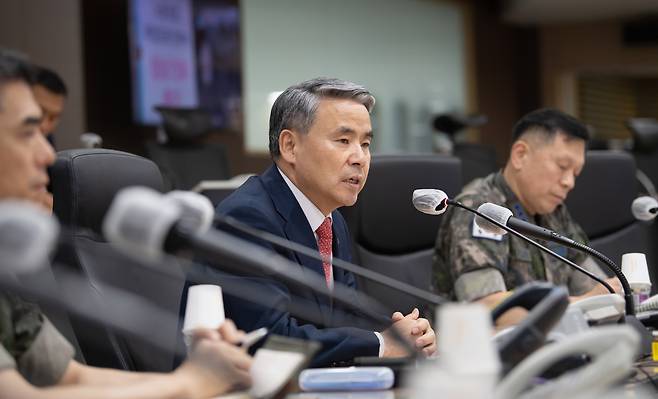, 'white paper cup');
436,303,500,376
622,253,652,303
182,285,225,339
